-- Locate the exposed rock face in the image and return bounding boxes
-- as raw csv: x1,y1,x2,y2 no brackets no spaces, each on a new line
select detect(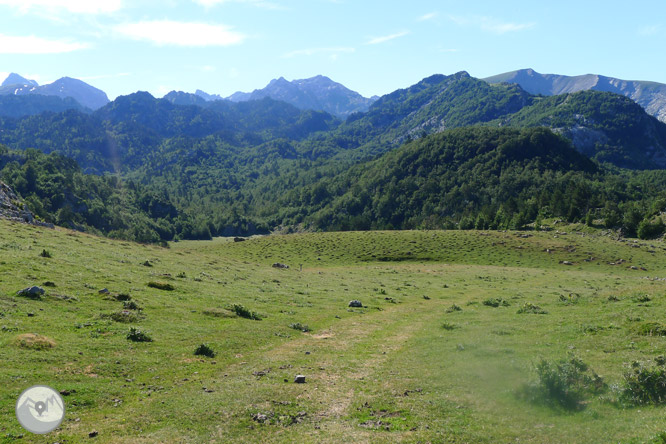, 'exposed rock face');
0,181,54,228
